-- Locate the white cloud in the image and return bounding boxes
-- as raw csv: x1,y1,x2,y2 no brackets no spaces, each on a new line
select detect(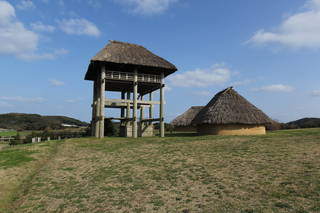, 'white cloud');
0,1,66,60
255,84,294,92
231,79,255,87
16,0,35,10
58,18,101,37
0,96,45,103
193,90,211,96
50,79,65,86
30,22,55,32
87,0,100,8
250,0,320,48
311,90,320,96
117,0,178,15
0,1,38,57
66,97,85,103
167,65,231,88
19,48,69,61
0,101,13,108
164,85,172,91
